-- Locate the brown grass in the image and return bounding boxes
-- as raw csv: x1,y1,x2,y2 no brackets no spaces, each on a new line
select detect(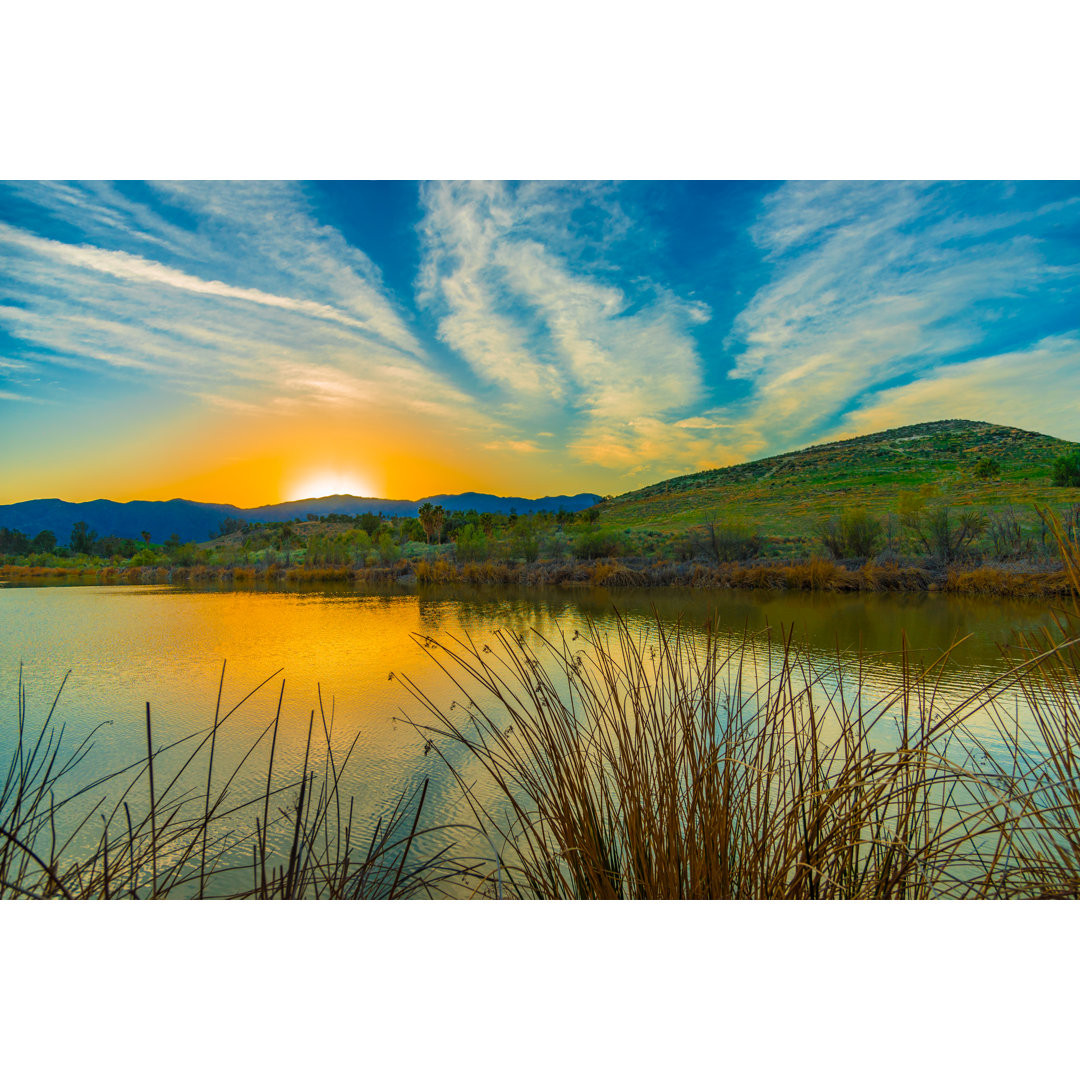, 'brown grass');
943,566,1072,598
0,668,480,899
3,553,1075,597
393,508,1080,898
